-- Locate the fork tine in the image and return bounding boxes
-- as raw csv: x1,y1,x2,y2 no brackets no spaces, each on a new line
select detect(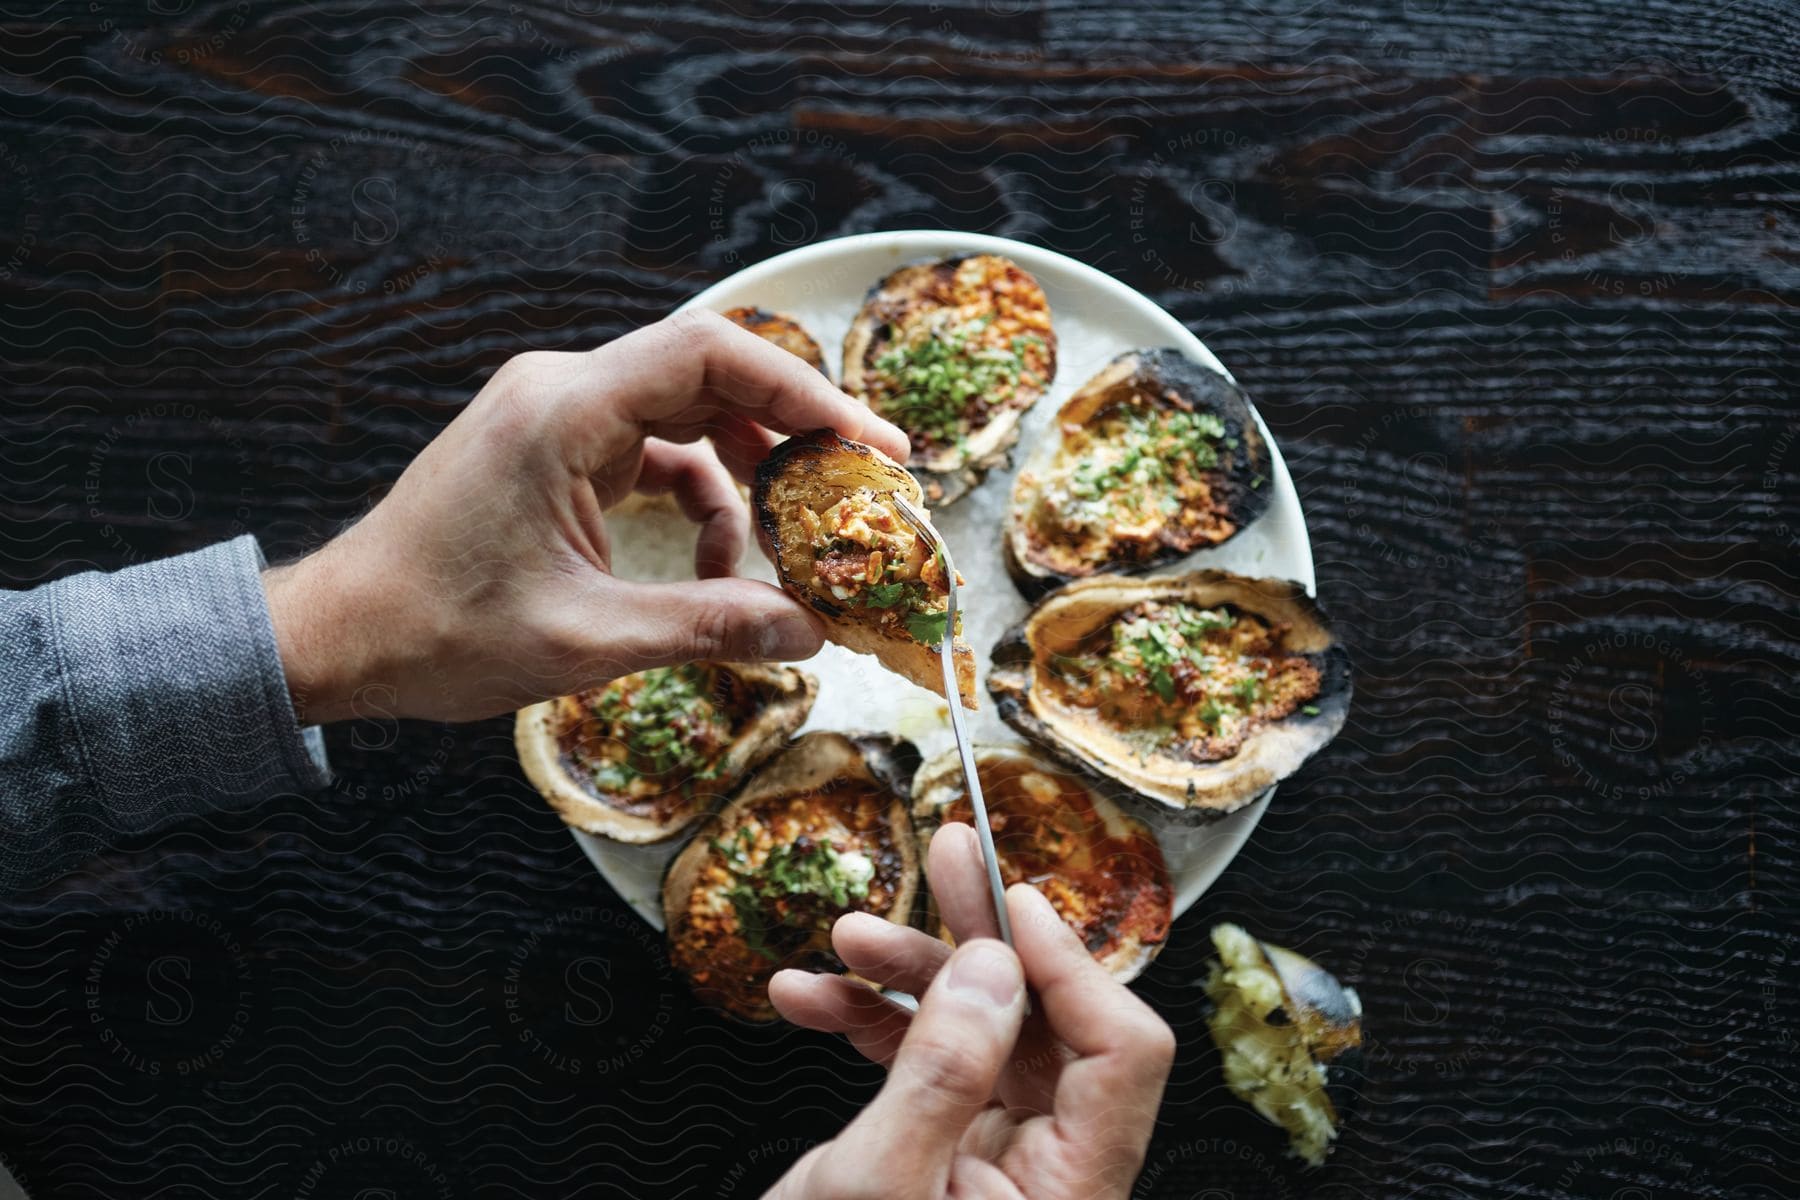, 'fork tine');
891,495,957,630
